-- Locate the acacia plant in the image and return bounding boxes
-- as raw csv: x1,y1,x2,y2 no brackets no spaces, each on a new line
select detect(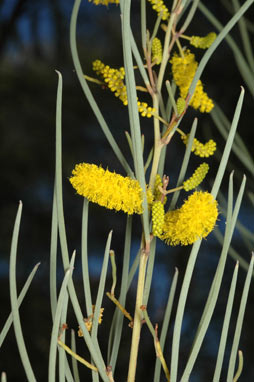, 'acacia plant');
1,1,254,382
